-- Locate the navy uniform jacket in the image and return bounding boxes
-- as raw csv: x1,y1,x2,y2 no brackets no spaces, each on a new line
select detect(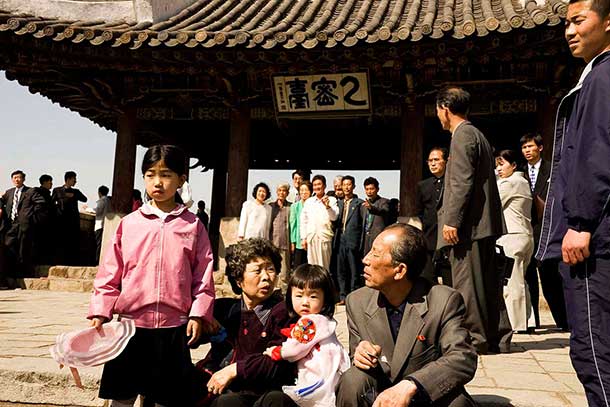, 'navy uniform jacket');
414,176,444,251
537,51,610,261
